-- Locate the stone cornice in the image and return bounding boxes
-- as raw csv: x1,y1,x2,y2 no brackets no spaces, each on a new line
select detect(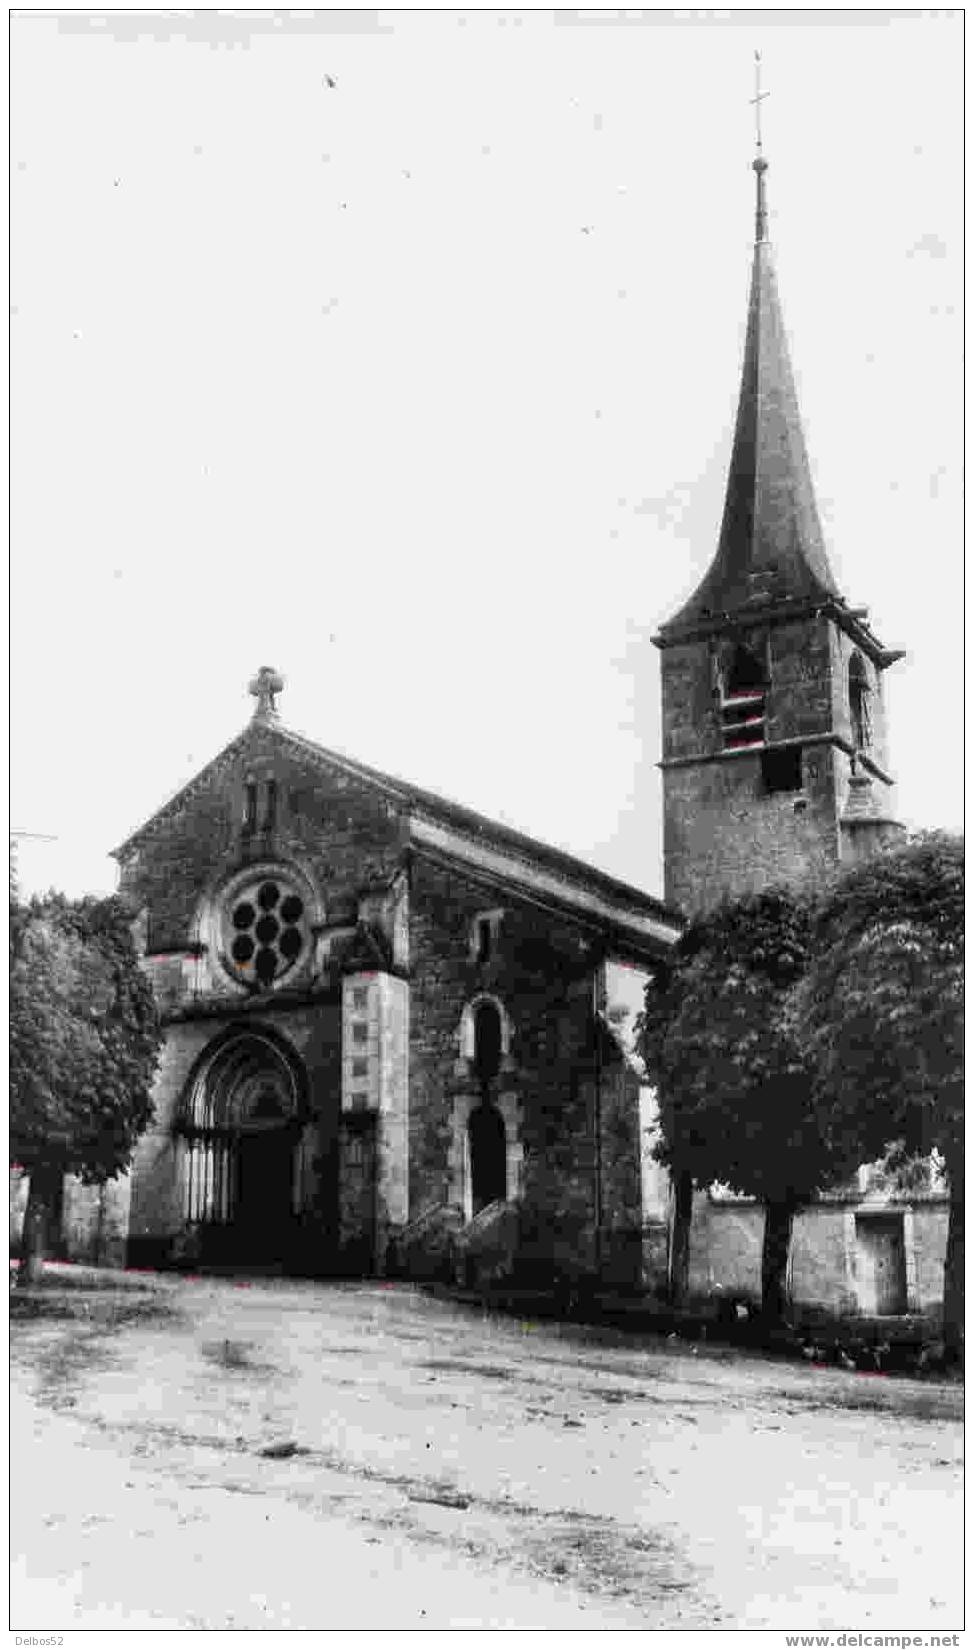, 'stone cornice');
159,980,340,1027
654,599,903,671
660,732,894,787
